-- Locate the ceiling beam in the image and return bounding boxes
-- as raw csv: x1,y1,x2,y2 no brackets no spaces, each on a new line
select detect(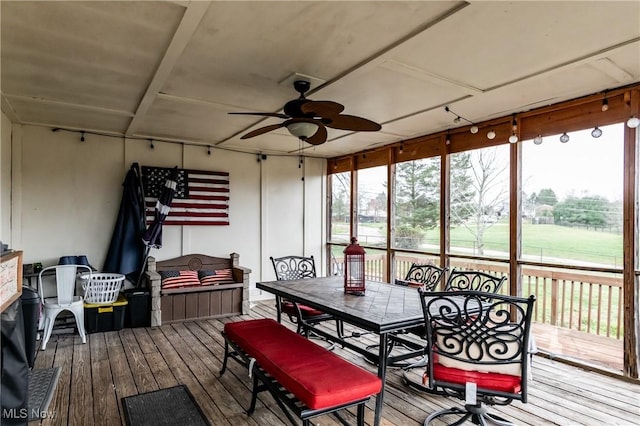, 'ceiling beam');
1,95,21,123
3,94,134,117
125,1,210,136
